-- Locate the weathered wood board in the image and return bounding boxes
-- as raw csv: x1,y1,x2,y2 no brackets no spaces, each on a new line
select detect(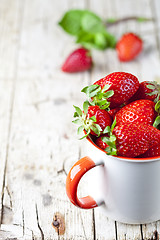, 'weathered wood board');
0,0,160,239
